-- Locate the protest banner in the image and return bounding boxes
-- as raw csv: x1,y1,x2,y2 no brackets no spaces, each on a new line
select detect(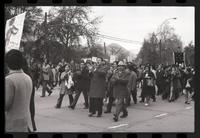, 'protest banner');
110,55,116,63
92,57,97,62
5,12,26,53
